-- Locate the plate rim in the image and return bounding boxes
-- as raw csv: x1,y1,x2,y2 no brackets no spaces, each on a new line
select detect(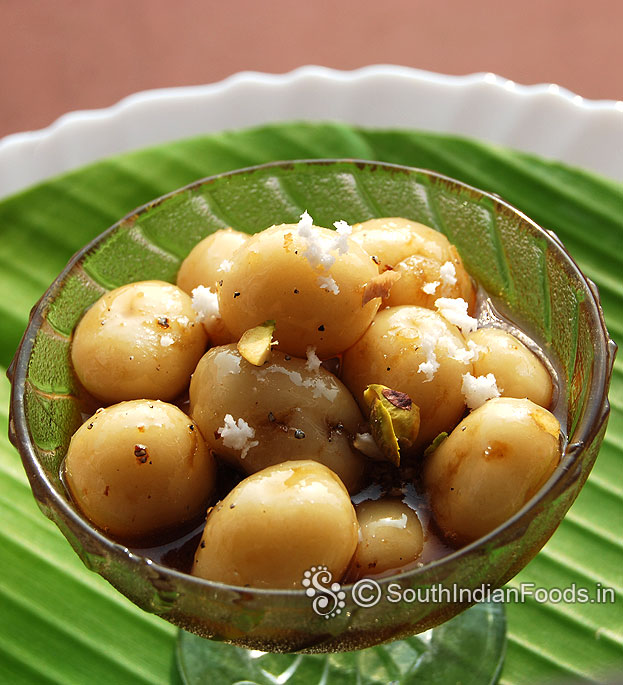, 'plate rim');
1,65,622,199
